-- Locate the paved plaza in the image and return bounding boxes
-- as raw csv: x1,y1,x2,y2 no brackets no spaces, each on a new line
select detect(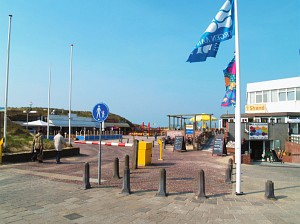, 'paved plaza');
0,136,299,223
